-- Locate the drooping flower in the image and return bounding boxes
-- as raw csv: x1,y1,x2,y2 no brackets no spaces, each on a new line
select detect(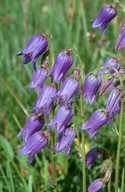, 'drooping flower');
48,105,73,133
20,131,49,163
118,67,125,76
99,77,115,96
17,113,44,142
55,127,76,155
57,68,80,104
81,109,108,138
101,158,112,173
116,20,125,50
34,84,57,116
82,73,101,104
88,178,105,192
99,57,119,75
86,148,101,170
48,49,73,82
17,34,48,69
28,64,48,89
90,3,118,34
103,166,113,183
106,88,121,113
